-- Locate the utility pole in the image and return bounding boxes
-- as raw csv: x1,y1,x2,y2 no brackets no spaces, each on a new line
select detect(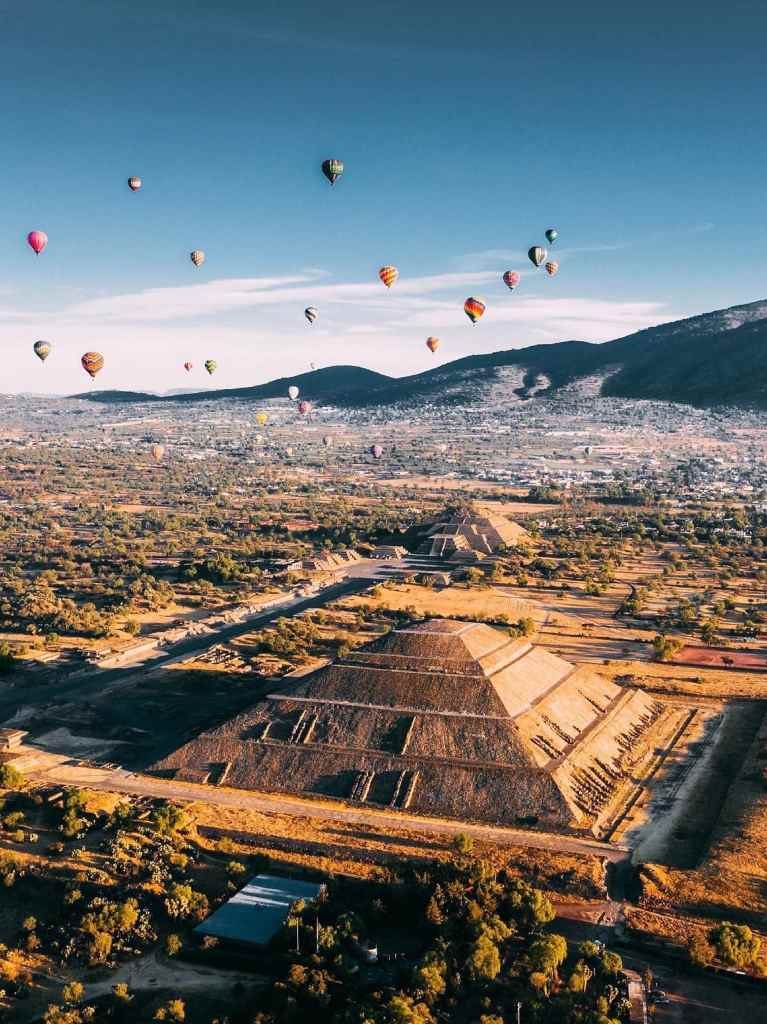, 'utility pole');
295,919,300,954
315,914,319,953
516,1000,521,1024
